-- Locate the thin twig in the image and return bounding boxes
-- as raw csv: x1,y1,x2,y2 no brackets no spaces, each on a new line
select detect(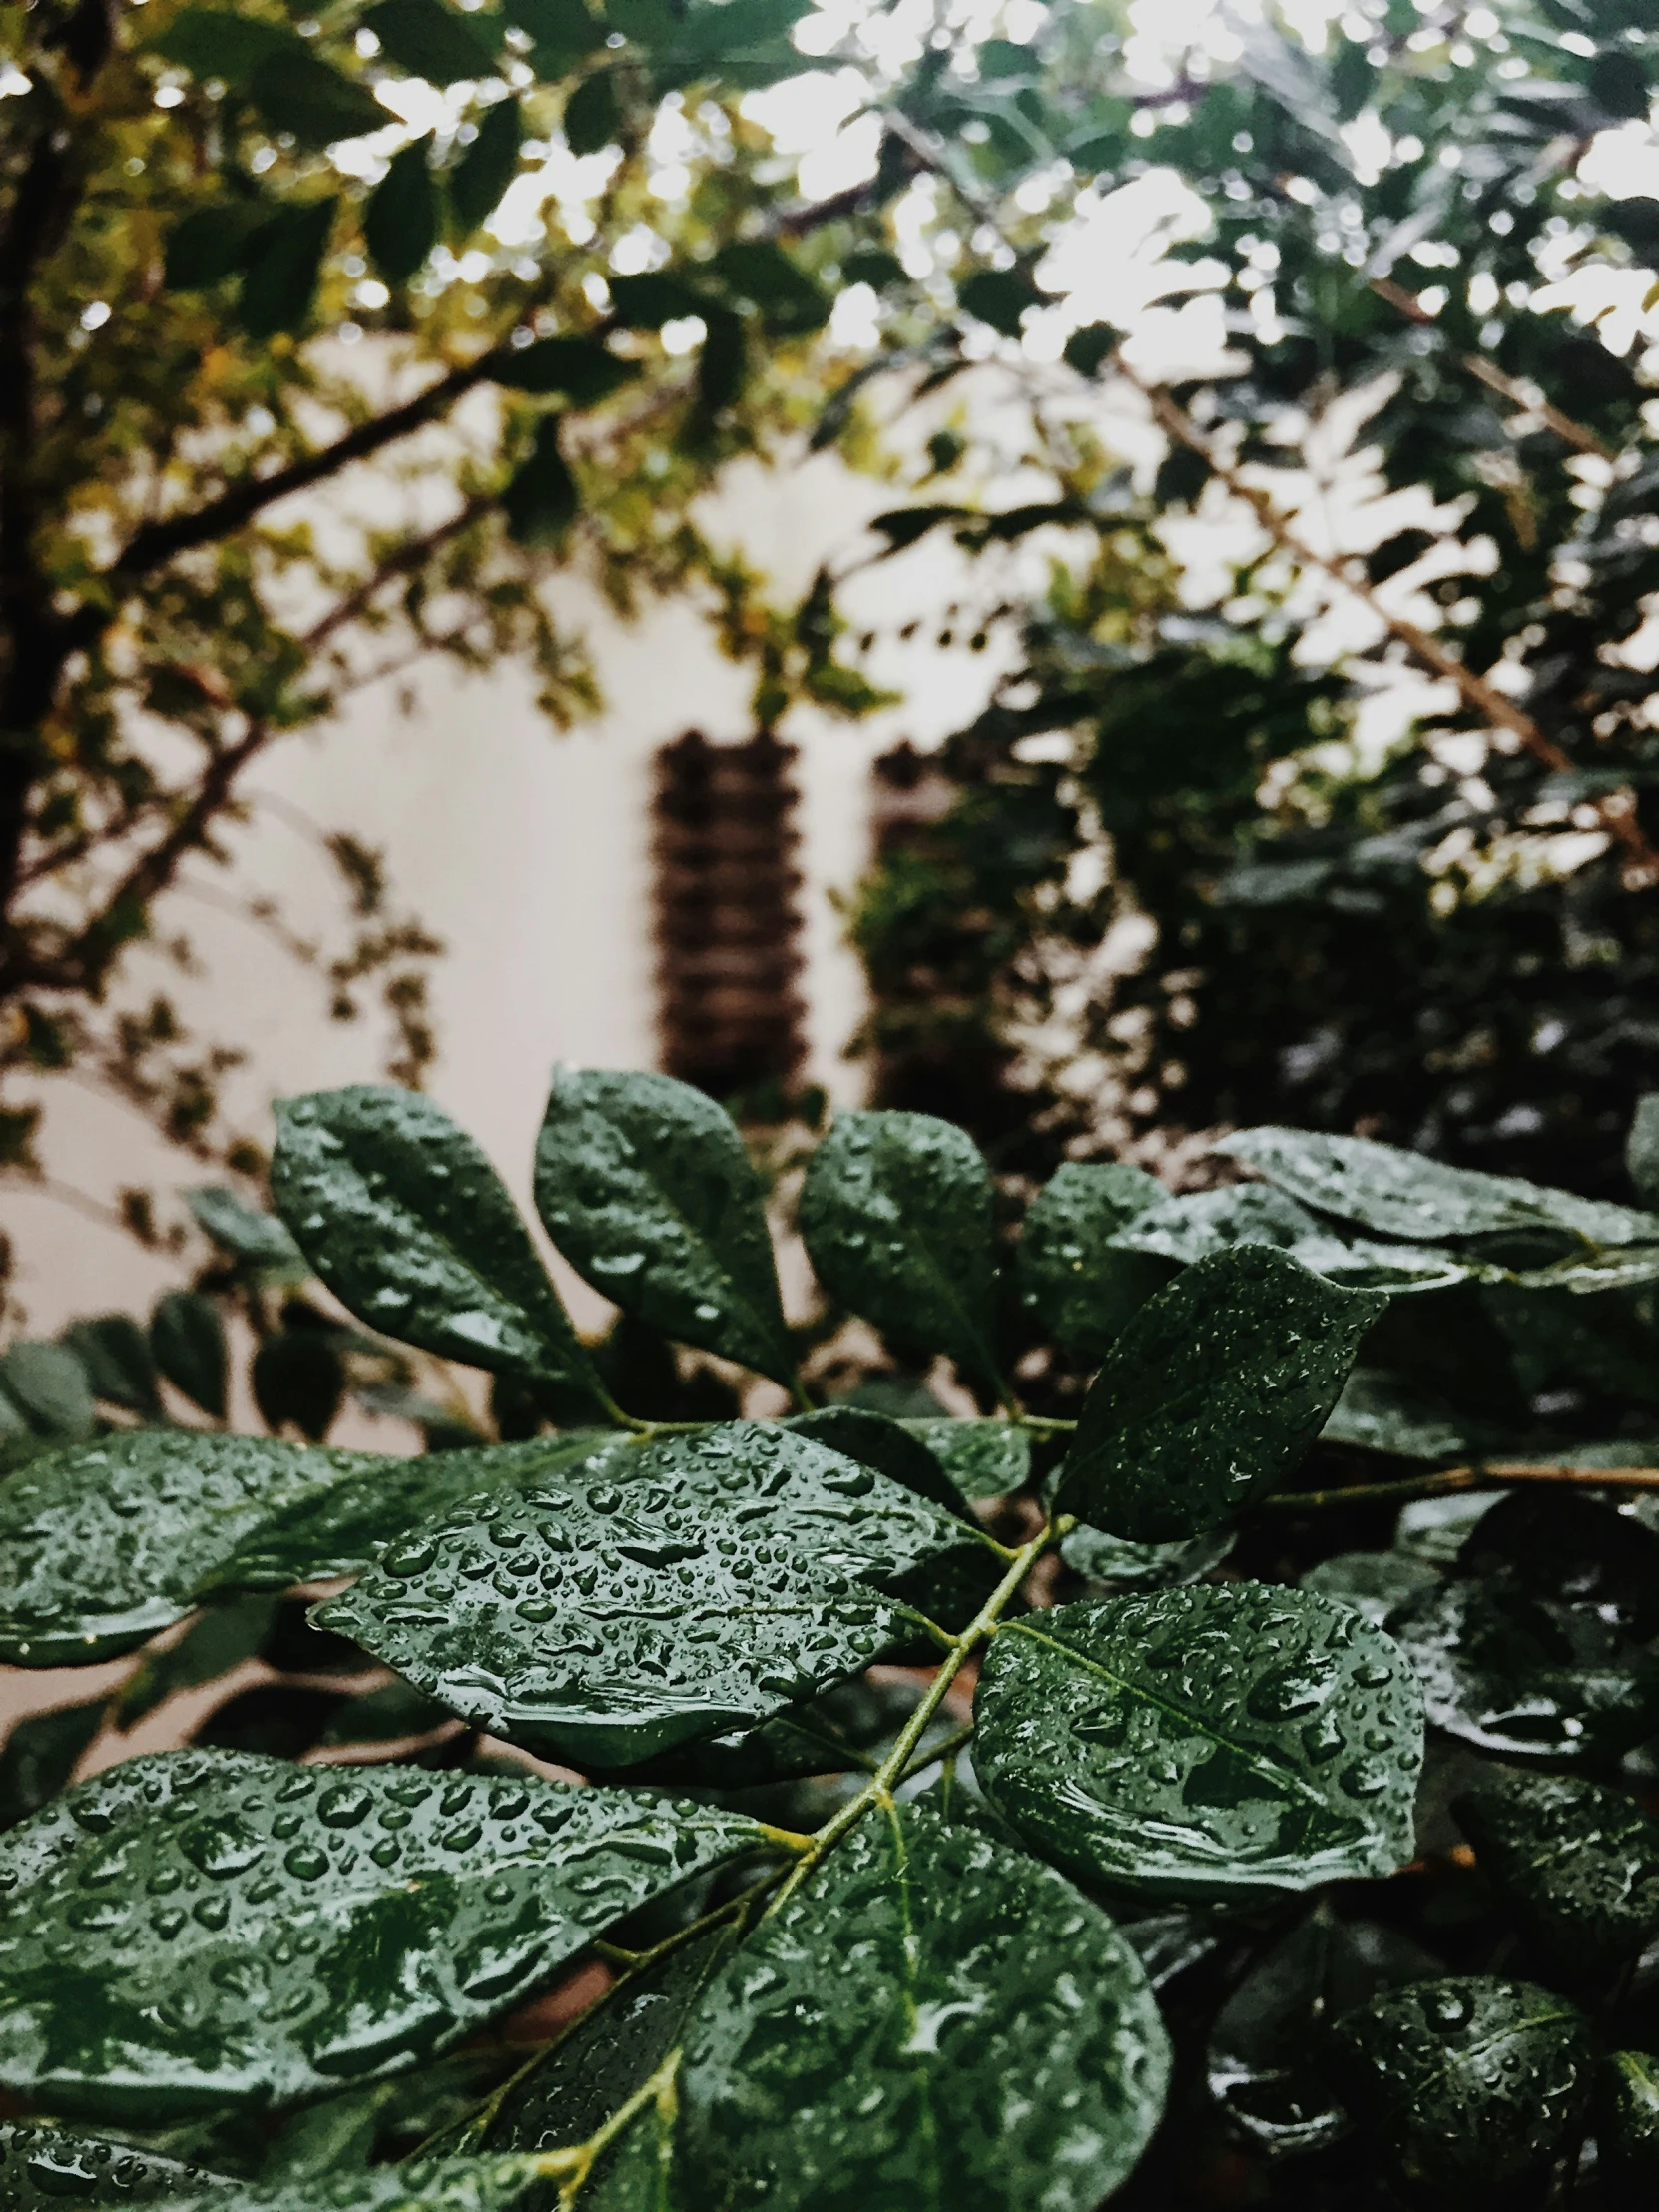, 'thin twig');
1260,1460,1659,1512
